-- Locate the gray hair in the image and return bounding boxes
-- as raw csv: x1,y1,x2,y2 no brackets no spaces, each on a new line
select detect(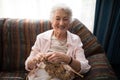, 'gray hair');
50,4,72,21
